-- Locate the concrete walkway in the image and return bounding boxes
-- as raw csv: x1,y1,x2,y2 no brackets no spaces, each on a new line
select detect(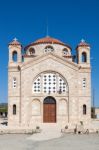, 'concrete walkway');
28,123,63,141
1,134,99,150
